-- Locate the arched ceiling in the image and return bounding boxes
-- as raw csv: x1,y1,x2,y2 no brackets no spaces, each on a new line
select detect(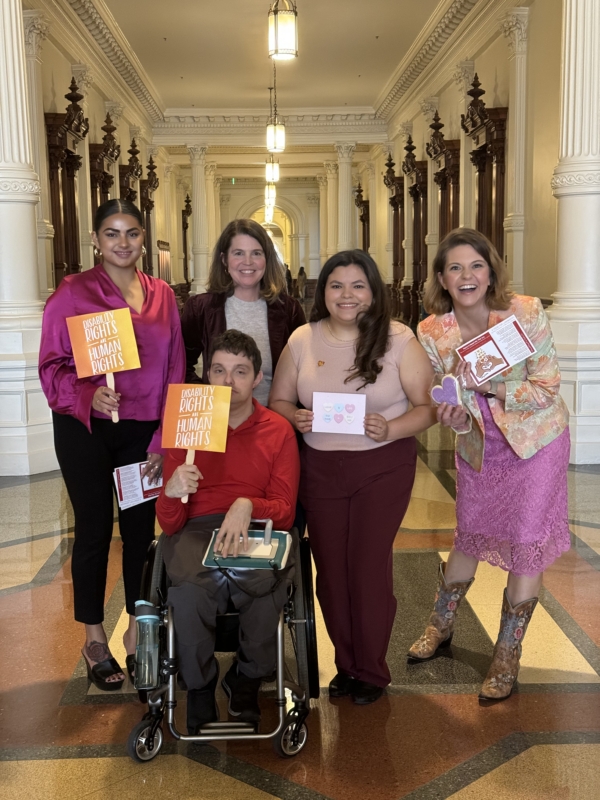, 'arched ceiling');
100,0,440,112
